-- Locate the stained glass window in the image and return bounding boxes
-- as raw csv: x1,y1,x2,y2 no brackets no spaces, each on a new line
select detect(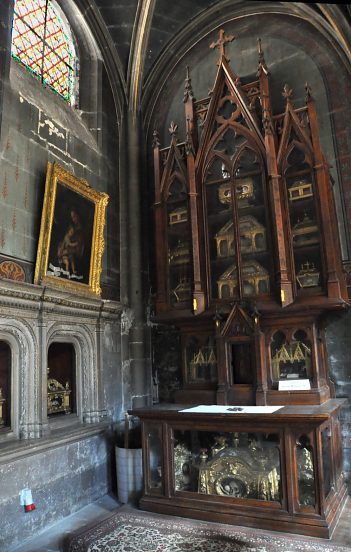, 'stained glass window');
11,0,77,104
